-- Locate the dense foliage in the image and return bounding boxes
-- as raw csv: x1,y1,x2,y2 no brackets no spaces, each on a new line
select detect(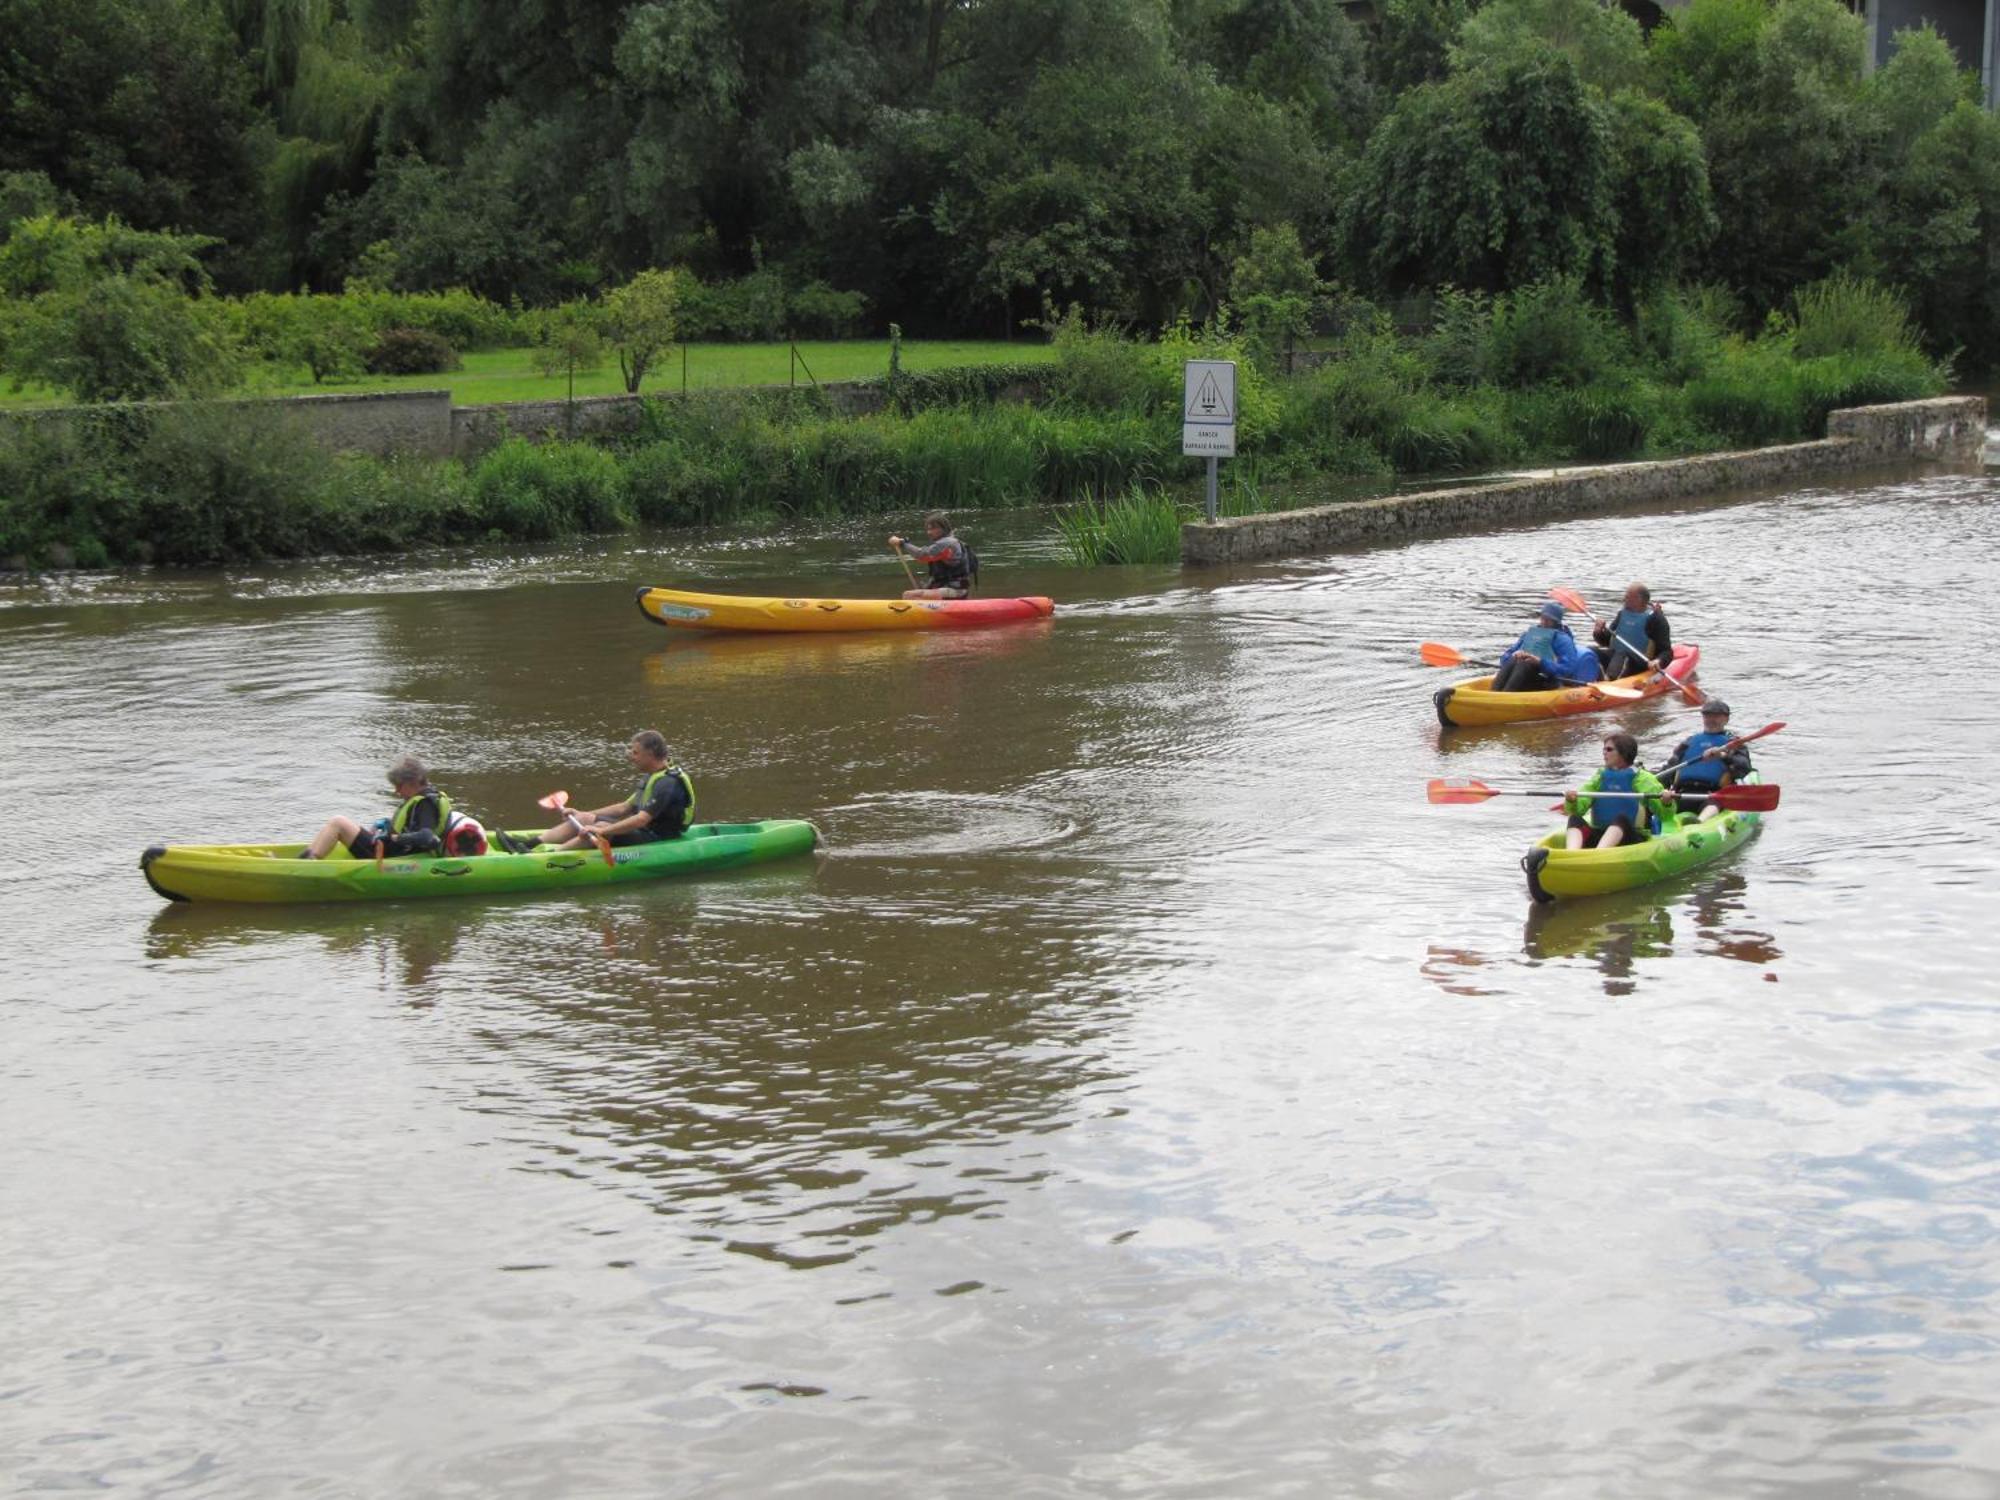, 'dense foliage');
0,0,1993,369
0,282,1945,569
